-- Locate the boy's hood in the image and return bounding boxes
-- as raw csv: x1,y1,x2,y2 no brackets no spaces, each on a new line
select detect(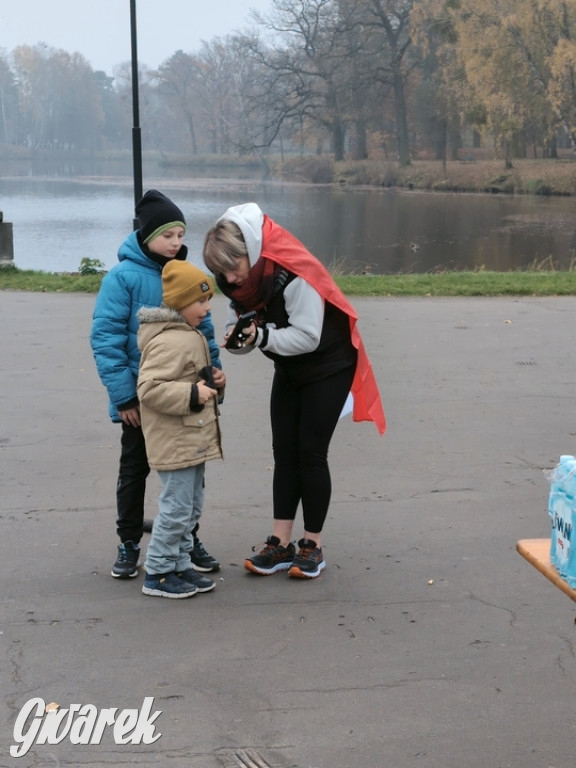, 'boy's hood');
137,305,184,325
117,230,153,267
137,305,190,348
